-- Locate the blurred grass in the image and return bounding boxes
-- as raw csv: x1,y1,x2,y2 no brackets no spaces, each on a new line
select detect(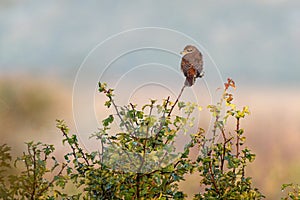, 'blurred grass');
0,75,72,155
